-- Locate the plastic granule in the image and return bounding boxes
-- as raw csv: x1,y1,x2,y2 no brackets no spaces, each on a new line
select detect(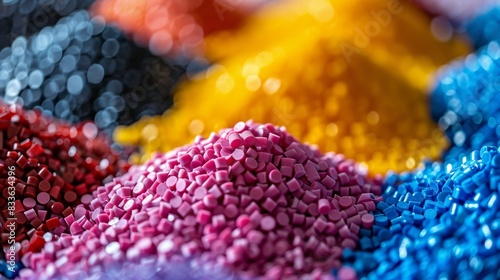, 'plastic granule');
342,146,500,280
0,10,185,135
23,121,381,279
412,0,500,20
463,6,500,50
115,0,469,175
0,0,95,50
0,103,129,258
431,41,500,165
90,0,265,57
0,259,22,279
17,258,239,280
